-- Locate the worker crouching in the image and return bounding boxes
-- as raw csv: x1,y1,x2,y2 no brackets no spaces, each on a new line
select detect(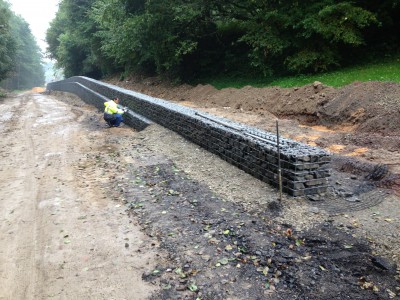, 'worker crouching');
104,97,127,127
